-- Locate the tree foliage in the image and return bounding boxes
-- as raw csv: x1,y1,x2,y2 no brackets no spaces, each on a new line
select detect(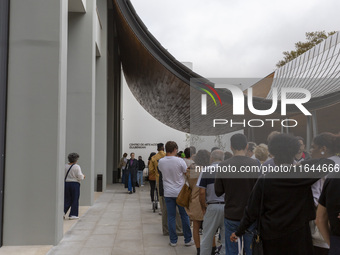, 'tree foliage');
276,31,336,68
